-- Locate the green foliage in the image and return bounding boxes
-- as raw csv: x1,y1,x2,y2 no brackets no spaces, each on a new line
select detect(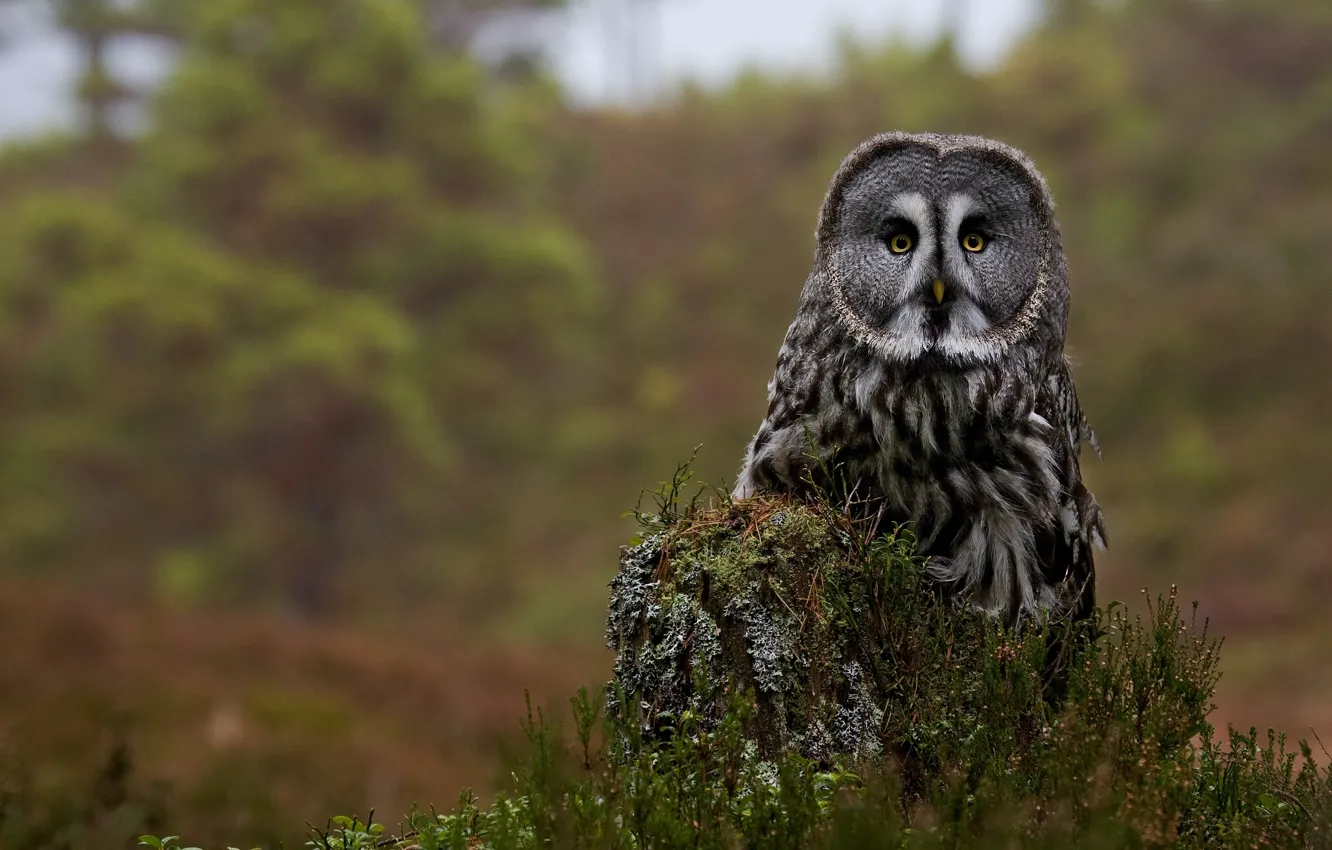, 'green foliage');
136,488,1332,847
138,835,258,850
0,192,444,609
316,647,1320,847
141,526,1332,846
0,0,598,616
